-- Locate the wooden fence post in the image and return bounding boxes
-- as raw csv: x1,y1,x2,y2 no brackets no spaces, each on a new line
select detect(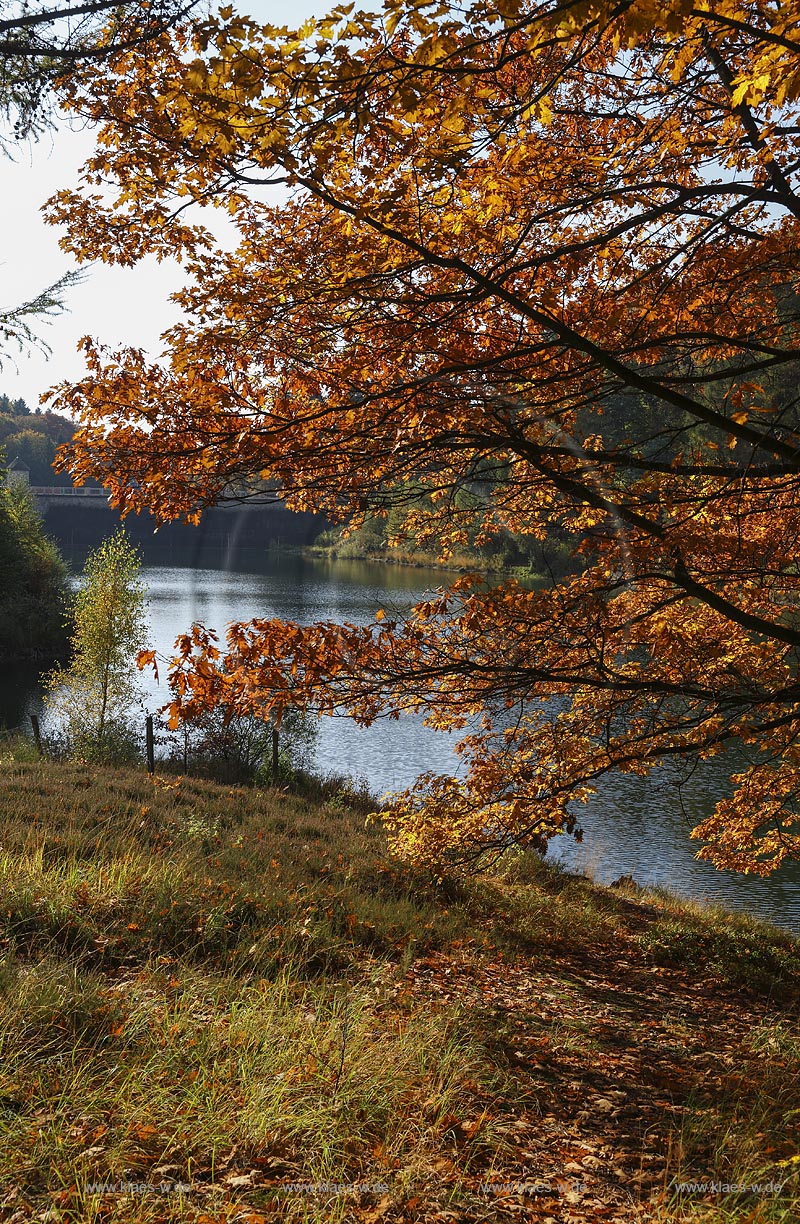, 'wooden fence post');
146,714,155,775
30,714,42,755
